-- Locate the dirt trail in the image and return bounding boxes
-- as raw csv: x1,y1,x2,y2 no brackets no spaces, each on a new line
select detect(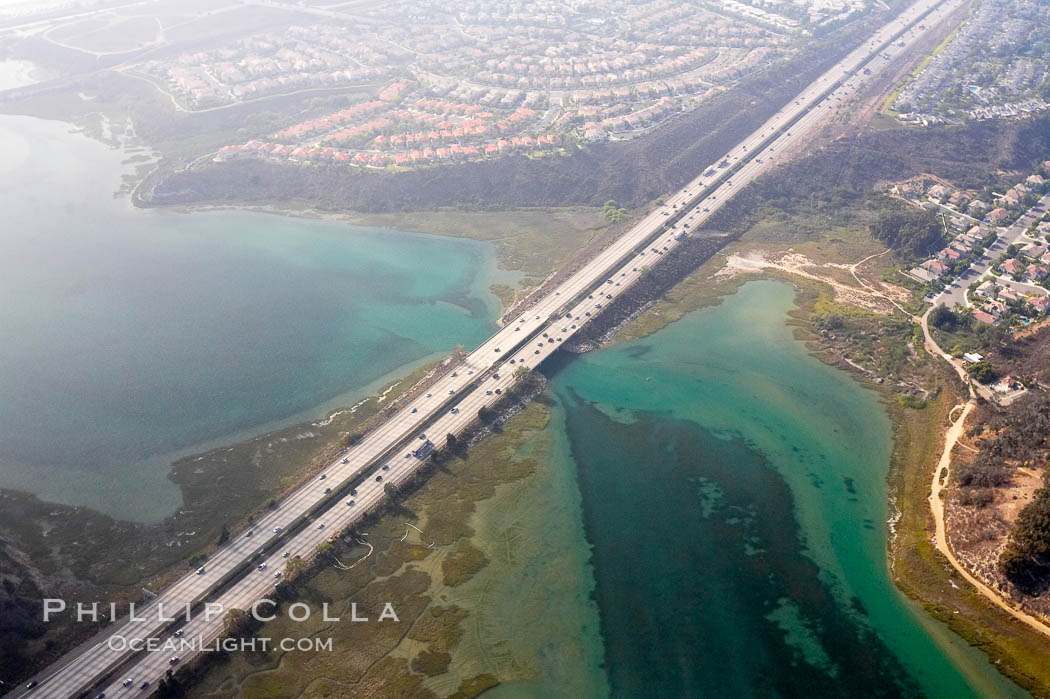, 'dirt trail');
718,248,1050,639
929,402,1050,639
